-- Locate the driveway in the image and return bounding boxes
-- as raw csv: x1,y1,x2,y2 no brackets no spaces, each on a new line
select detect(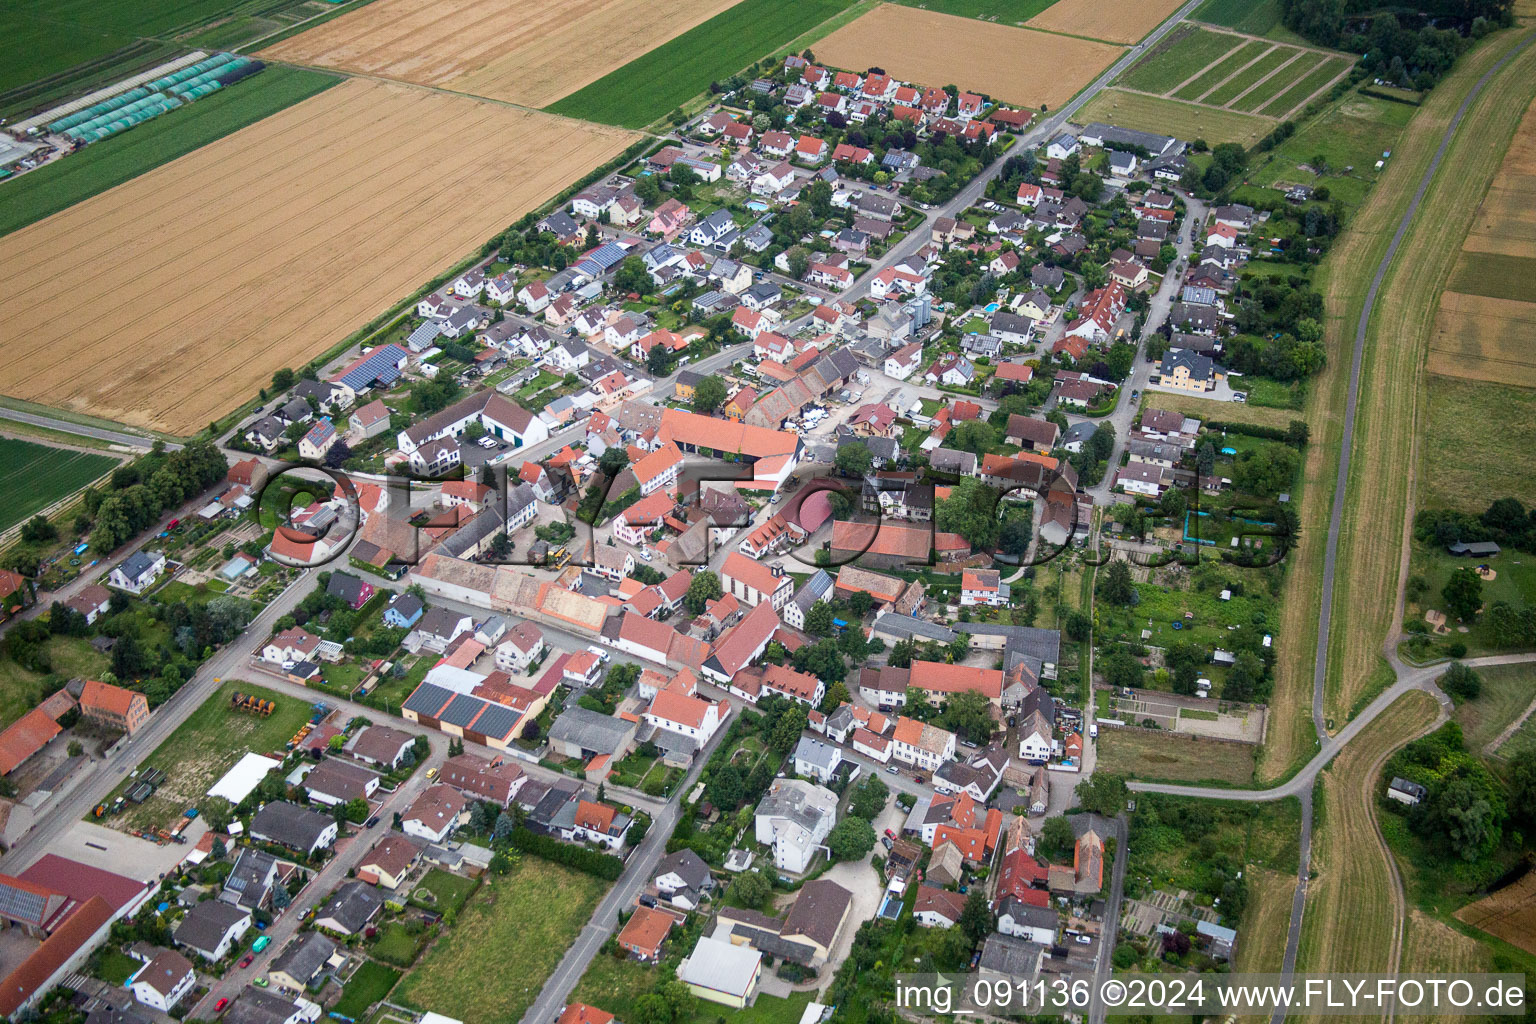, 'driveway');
810,793,908,996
